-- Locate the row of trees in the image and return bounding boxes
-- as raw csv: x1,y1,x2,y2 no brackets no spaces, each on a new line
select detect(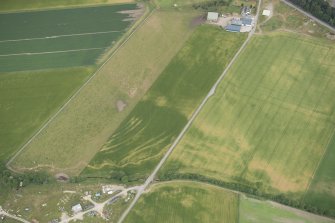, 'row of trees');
0,163,51,189
288,0,335,27
193,0,232,10
158,171,335,218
